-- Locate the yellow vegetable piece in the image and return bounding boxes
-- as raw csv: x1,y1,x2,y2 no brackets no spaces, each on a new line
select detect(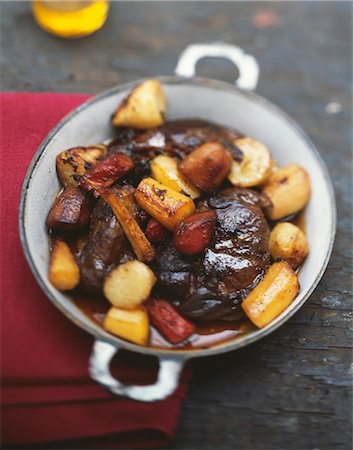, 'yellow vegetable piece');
269,222,309,269
112,79,166,129
49,239,80,291
241,261,300,328
103,260,157,309
104,306,149,346
151,155,200,199
134,177,196,230
228,137,272,188
262,164,311,220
